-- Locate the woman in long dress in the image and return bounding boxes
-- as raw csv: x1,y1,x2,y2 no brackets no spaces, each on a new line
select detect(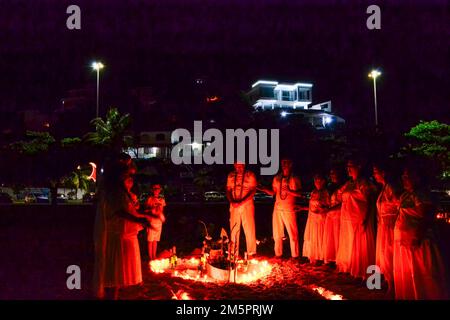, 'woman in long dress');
93,160,150,299
373,163,400,293
393,167,448,300
336,159,376,279
303,174,330,265
323,168,344,265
